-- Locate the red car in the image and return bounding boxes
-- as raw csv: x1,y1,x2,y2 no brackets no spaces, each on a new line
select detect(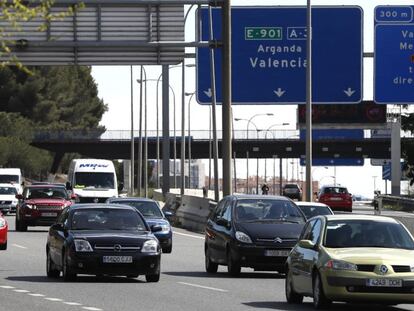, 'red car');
0,212,8,250
15,184,74,232
317,185,353,212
